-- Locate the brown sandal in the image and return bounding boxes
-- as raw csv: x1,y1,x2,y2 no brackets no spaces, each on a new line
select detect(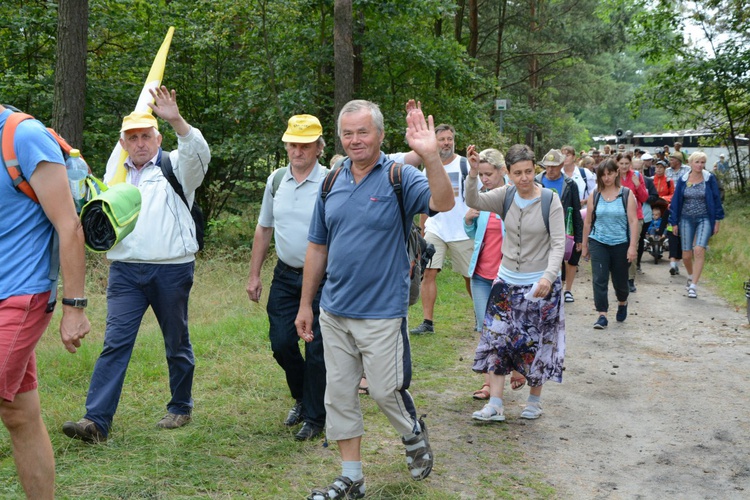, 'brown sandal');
472,383,490,400
510,375,526,391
